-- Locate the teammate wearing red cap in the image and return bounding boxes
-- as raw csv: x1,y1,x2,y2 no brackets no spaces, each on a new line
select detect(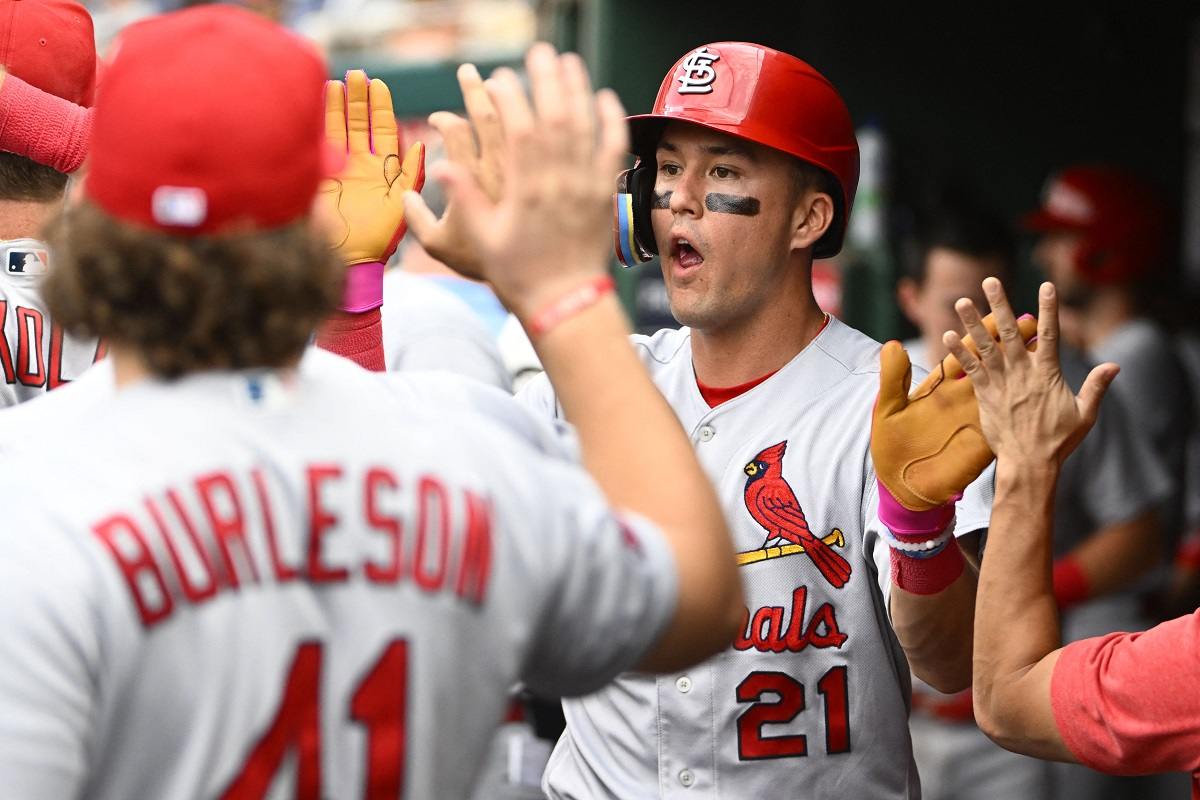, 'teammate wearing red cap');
0,0,103,405
516,42,997,798
0,11,753,798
